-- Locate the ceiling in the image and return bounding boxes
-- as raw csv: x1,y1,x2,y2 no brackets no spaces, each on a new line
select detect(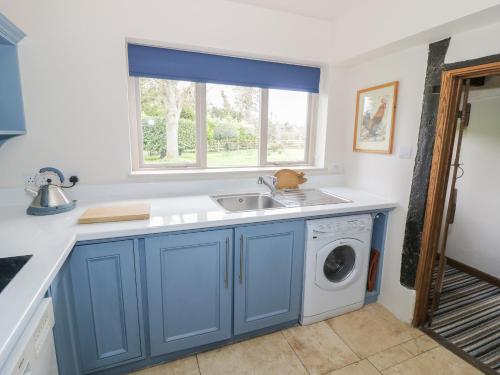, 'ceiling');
225,0,365,21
